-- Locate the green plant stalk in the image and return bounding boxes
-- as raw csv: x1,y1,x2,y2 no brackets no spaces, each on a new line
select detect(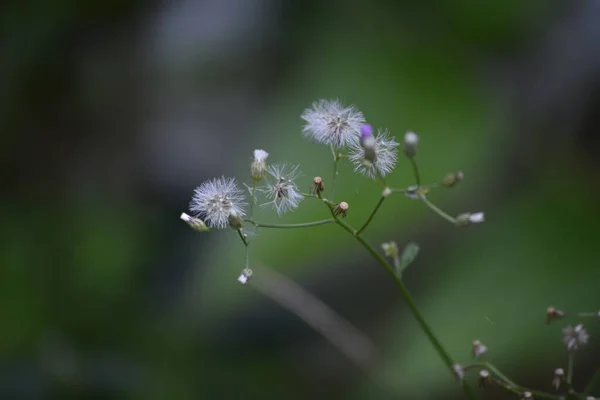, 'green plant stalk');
325,204,475,398
331,155,341,201
245,219,334,229
248,180,257,217
567,352,575,389
420,195,457,224
584,367,600,395
356,196,386,235
409,156,421,187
